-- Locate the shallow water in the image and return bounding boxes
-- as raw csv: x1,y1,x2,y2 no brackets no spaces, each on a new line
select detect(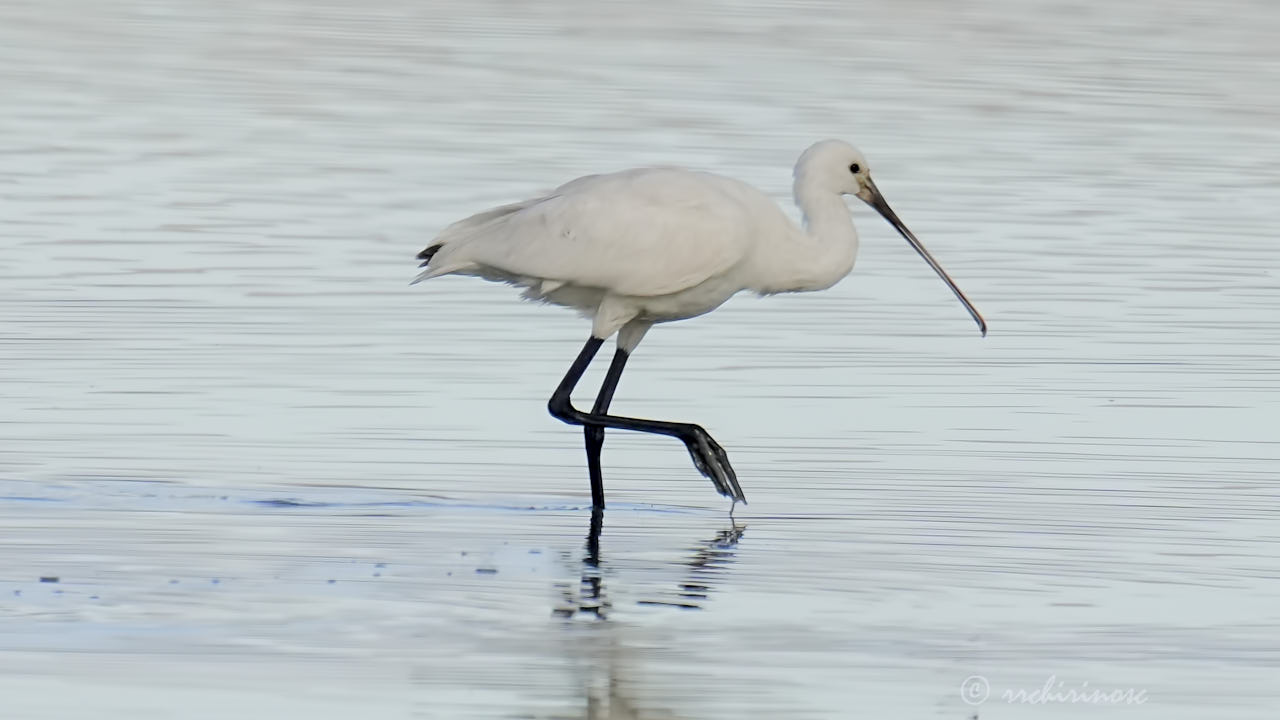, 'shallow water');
3,0,1279,717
